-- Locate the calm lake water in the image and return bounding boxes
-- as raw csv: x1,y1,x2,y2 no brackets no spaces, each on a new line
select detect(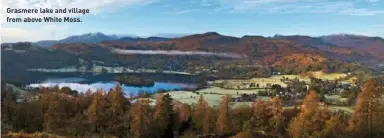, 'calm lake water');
25,73,202,95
